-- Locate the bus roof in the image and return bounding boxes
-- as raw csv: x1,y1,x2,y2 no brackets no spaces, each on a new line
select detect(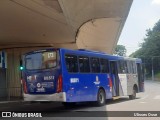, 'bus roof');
24,48,141,62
